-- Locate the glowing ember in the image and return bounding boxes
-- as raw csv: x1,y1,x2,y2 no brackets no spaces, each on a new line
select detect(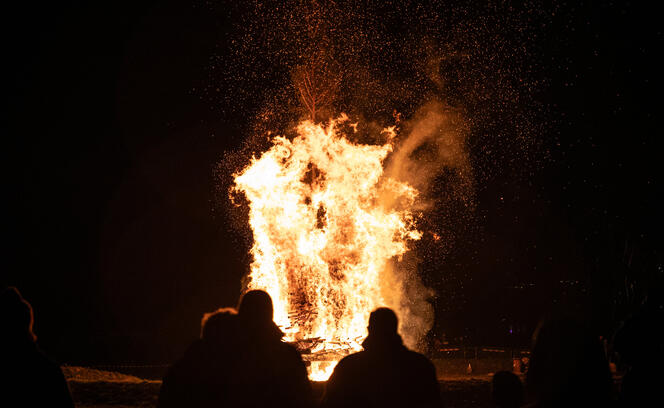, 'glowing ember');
233,115,421,380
